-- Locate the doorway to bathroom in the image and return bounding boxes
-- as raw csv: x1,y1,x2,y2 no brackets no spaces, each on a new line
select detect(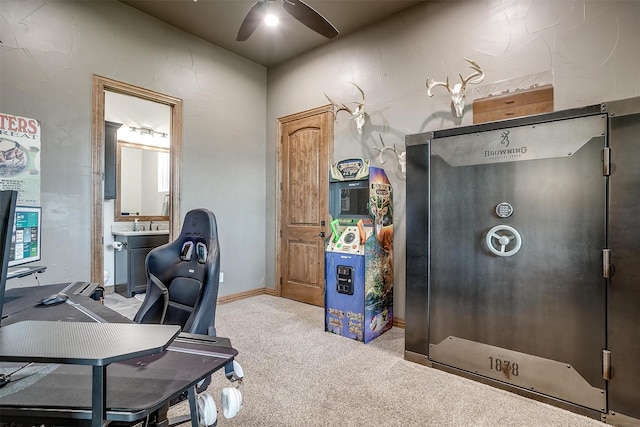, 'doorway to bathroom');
90,75,183,286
